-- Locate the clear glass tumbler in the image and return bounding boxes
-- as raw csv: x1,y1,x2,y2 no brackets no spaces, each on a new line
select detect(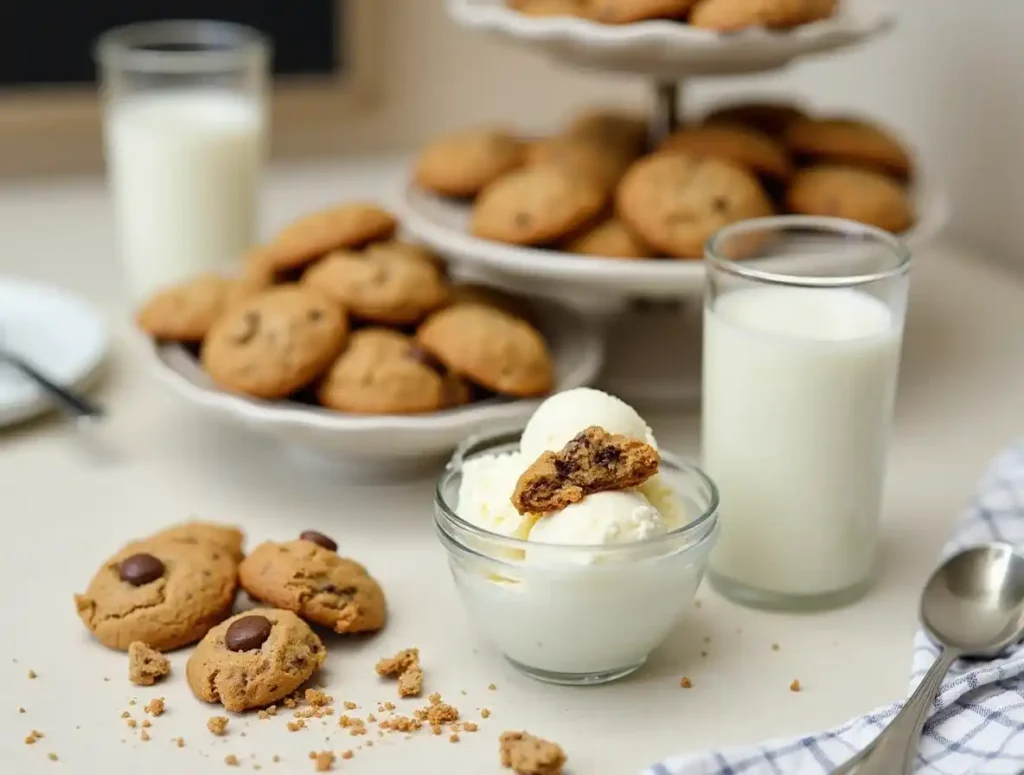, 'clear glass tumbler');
95,21,270,302
702,216,911,611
